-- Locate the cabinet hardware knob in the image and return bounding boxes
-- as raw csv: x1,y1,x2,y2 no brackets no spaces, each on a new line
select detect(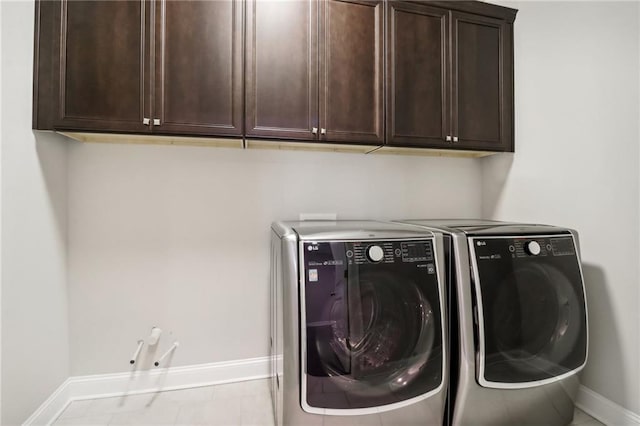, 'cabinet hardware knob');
453,136,459,142
321,128,326,135
312,127,318,134
143,118,150,125
446,135,452,142
153,119,161,126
